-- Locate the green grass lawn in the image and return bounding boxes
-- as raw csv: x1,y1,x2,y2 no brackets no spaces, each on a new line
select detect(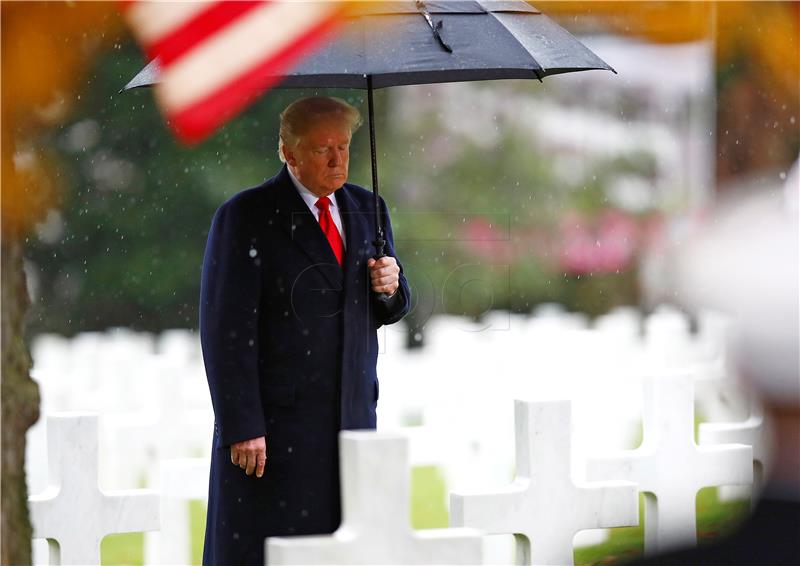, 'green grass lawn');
573,488,750,566
100,467,749,565
100,466,448,565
